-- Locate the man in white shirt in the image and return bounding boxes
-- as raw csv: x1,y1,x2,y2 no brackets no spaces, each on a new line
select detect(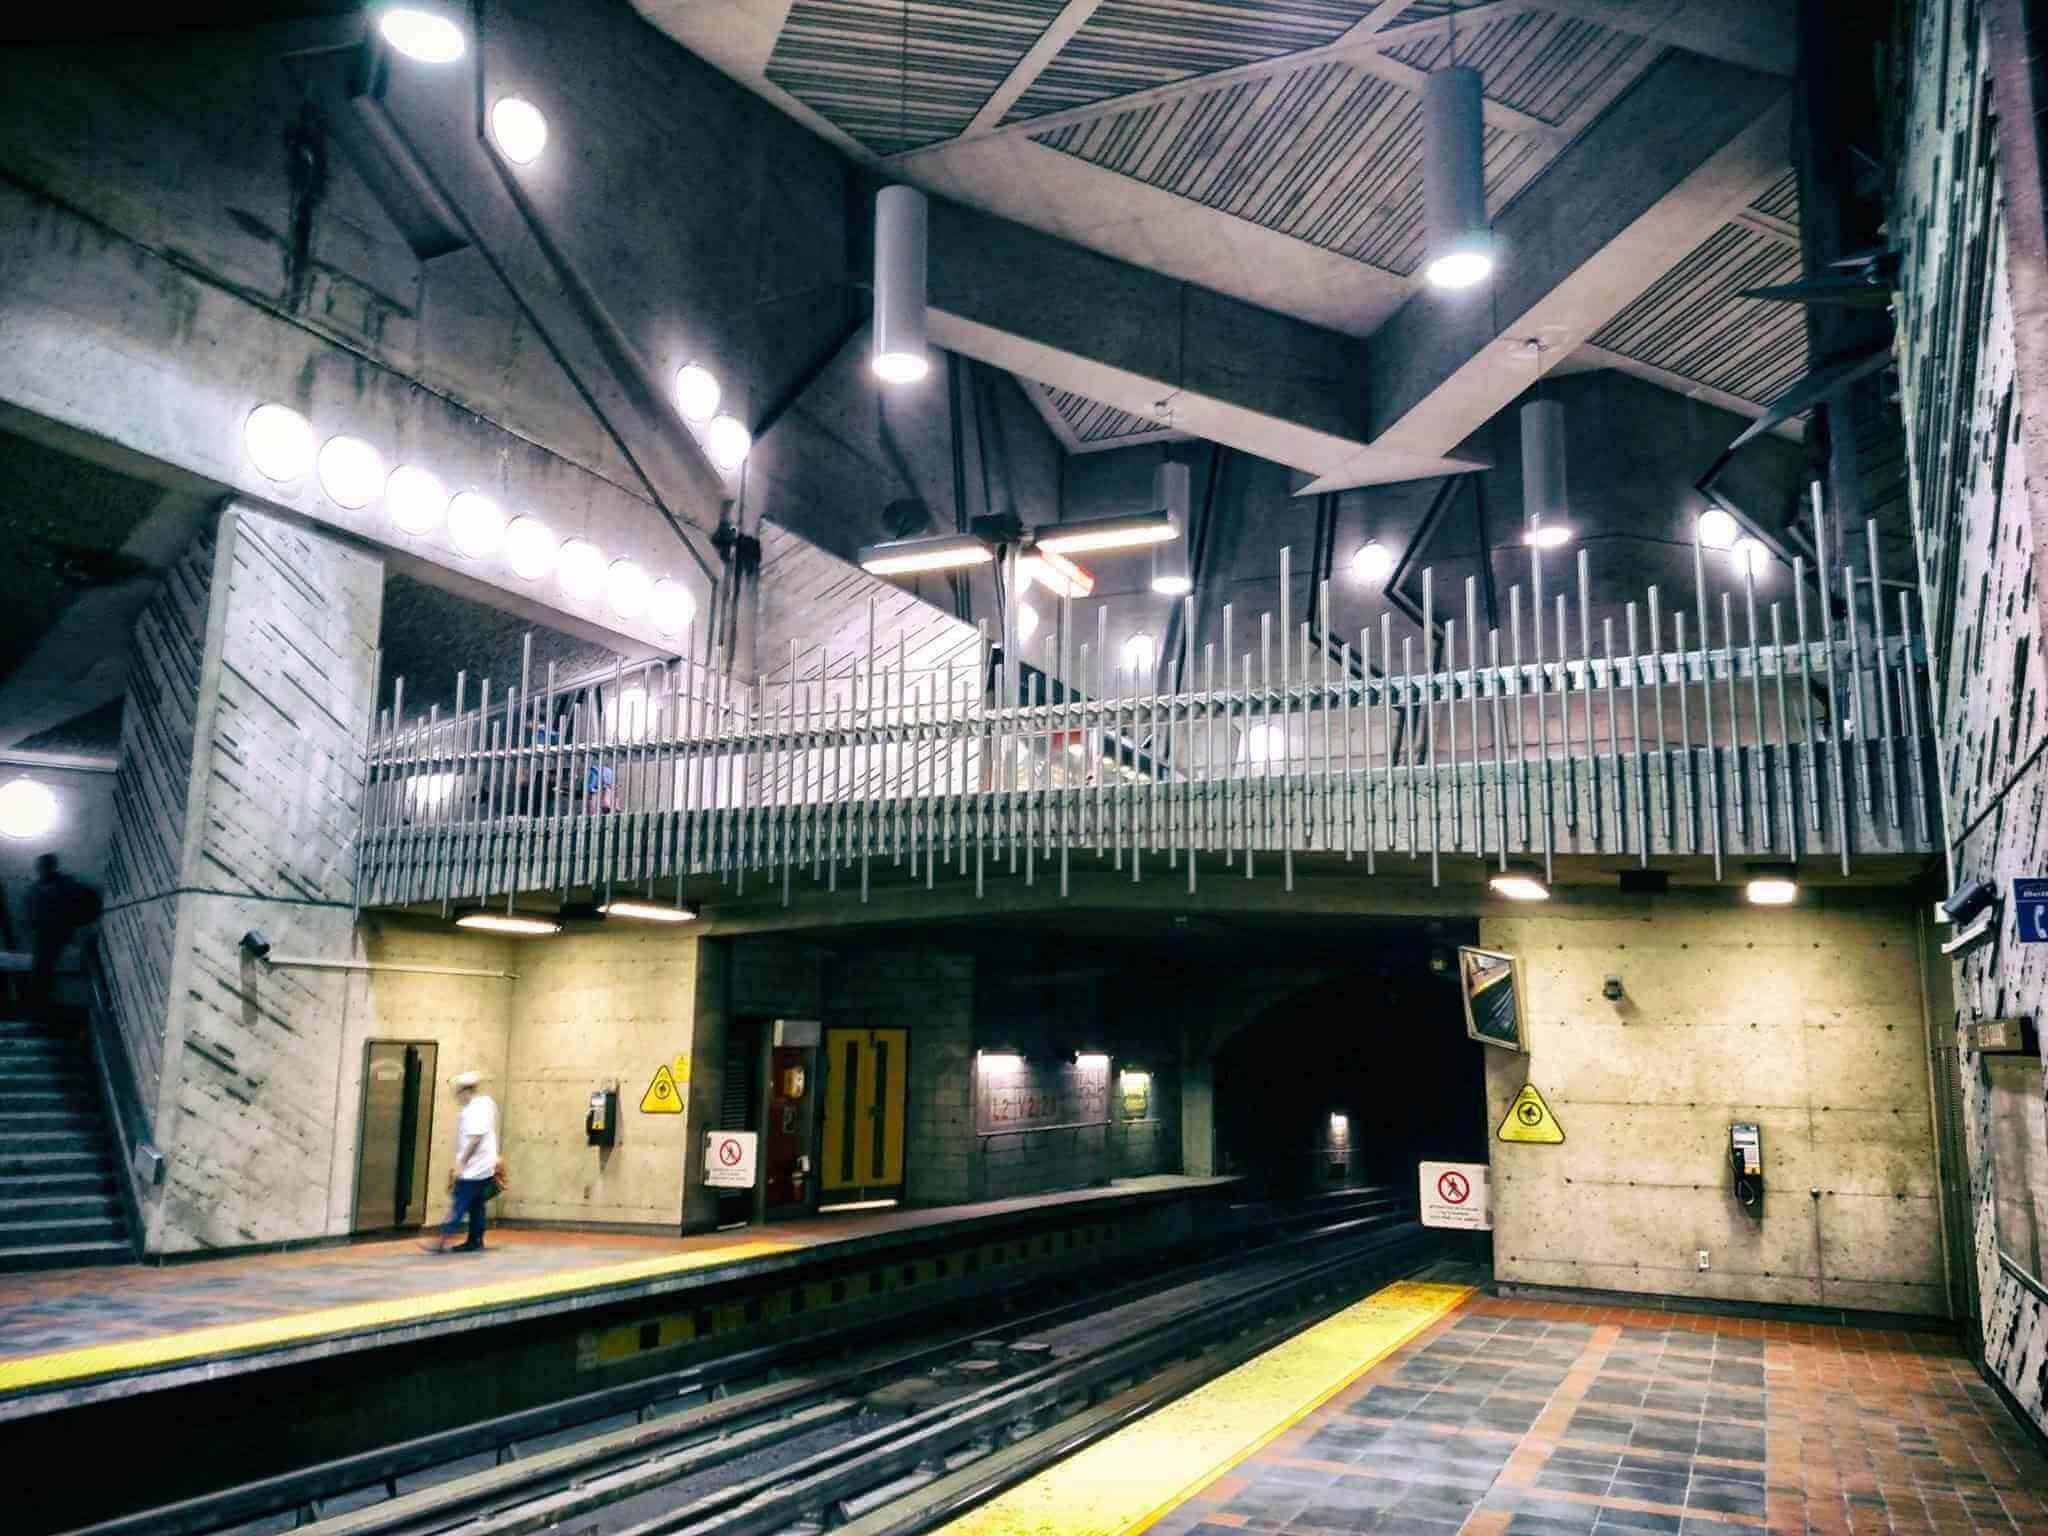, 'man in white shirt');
429,1070,498,1253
